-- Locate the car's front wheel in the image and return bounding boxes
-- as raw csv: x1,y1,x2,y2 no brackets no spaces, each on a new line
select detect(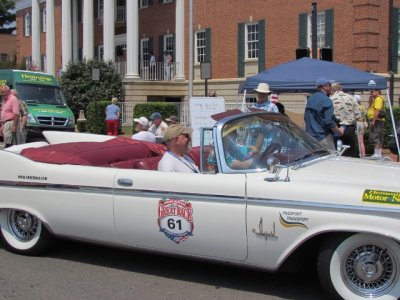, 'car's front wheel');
318,233,400,300
0,209,54,255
